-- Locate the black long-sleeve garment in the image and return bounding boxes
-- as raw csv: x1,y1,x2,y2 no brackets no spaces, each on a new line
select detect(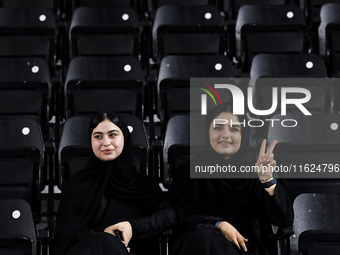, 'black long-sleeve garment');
53,112,178,255
172,157,294,255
